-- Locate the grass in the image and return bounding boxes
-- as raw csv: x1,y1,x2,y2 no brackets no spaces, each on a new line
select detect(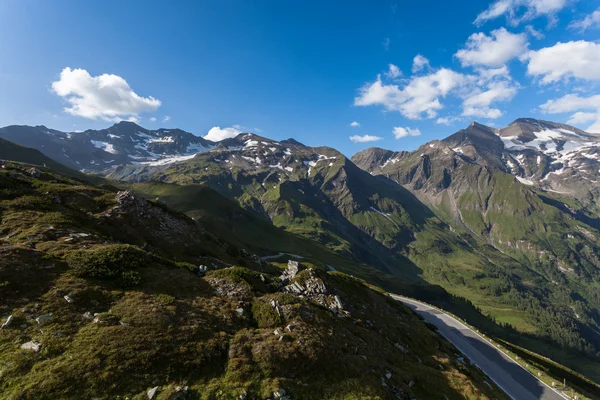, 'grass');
0,159,509,400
